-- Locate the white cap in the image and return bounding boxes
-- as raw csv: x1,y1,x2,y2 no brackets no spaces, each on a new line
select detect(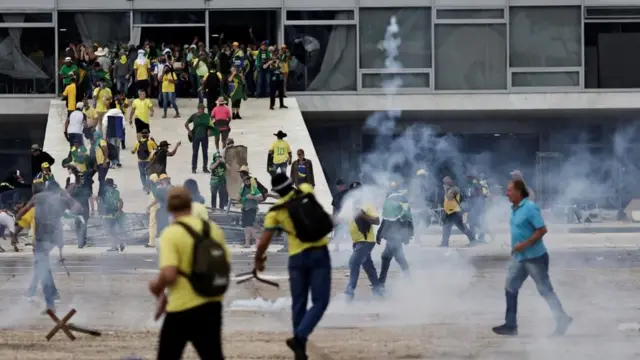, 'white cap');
64,57,72,61
76,102,84,109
